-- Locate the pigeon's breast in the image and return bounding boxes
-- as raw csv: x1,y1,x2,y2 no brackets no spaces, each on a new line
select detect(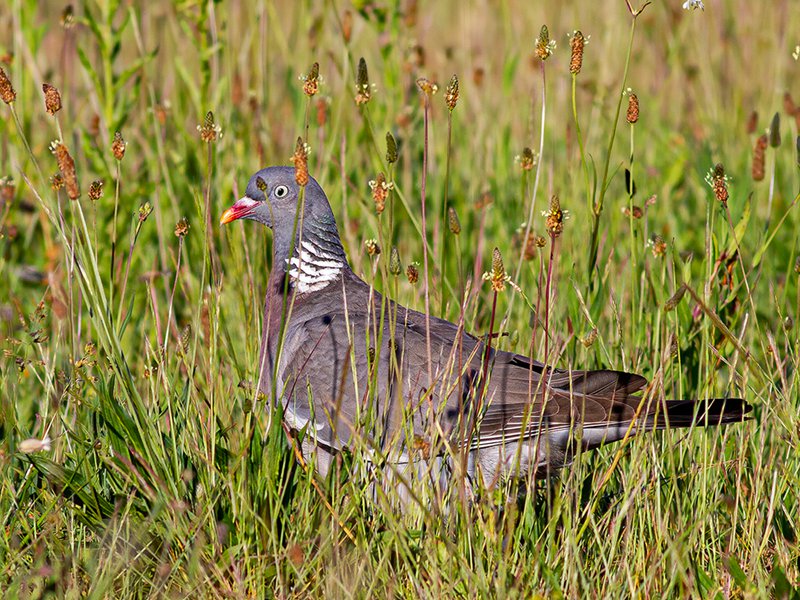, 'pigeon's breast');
286,239,345,293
